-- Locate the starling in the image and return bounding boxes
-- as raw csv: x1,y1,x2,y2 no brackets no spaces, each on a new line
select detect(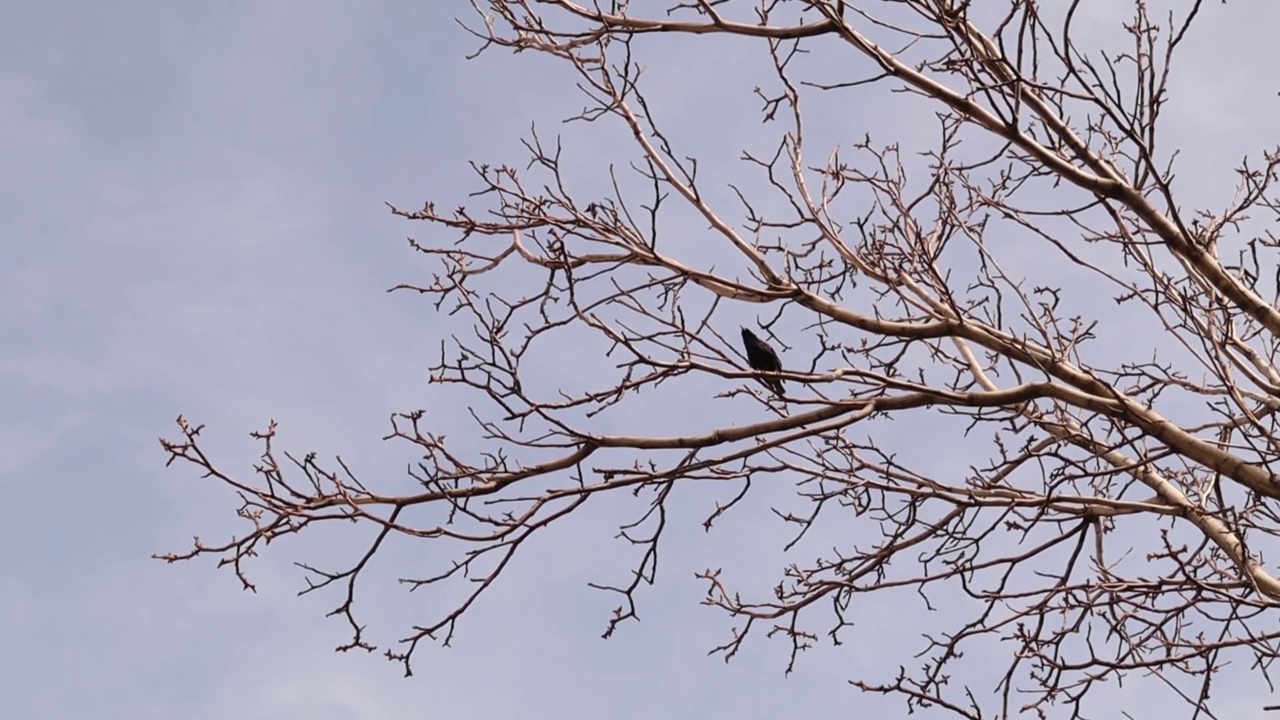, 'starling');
740,327,784,396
